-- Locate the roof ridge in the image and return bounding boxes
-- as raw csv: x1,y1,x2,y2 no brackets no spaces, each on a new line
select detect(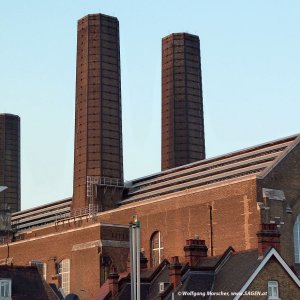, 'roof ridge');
258,134,300,179
129,133,299,185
